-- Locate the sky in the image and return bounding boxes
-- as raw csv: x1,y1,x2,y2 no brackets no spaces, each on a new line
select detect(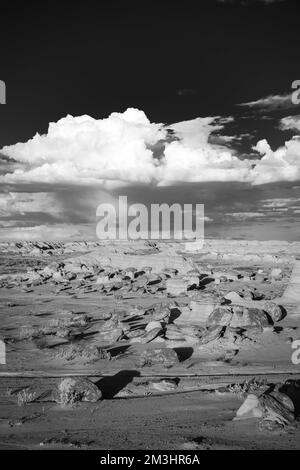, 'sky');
0,0,300,241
